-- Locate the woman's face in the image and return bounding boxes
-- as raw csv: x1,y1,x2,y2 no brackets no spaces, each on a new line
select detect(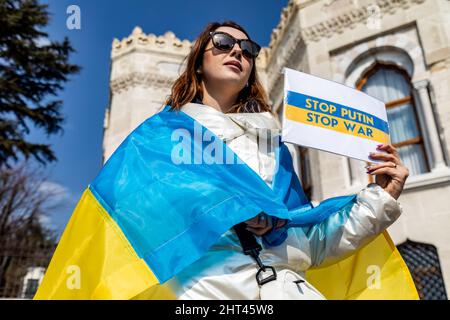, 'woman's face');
200,26,253,94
